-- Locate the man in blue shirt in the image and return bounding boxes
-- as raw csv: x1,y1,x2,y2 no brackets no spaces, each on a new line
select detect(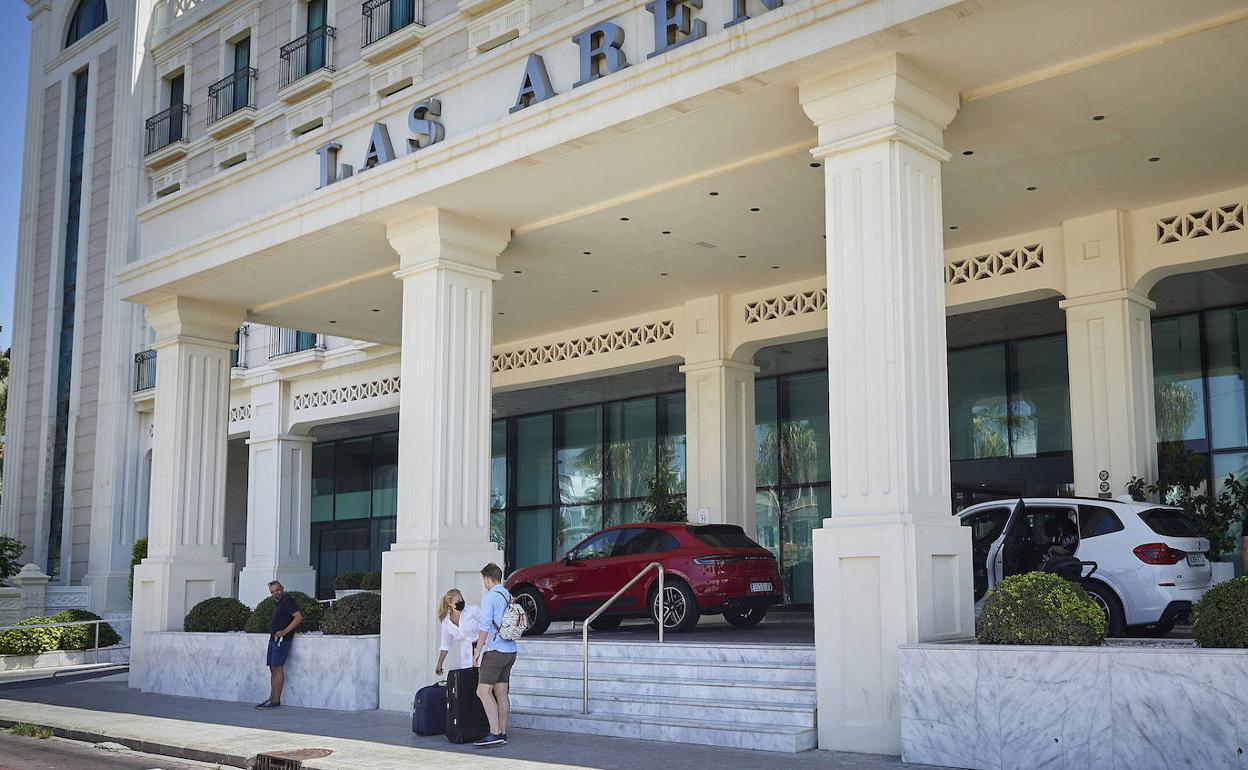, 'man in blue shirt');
472,563,516,747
